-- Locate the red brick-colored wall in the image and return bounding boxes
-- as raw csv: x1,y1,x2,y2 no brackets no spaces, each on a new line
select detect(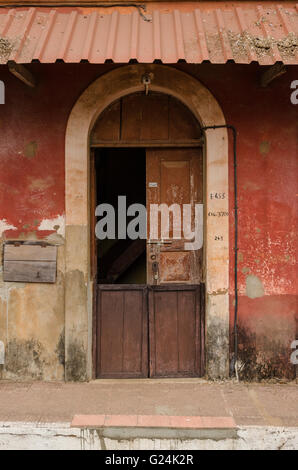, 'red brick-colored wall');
186,63,297,380
0,62,297,379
